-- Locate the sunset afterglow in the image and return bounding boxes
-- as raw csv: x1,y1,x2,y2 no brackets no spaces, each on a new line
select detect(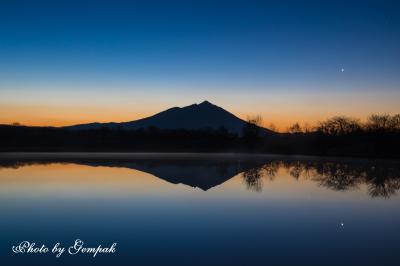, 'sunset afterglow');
1,1,399,130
